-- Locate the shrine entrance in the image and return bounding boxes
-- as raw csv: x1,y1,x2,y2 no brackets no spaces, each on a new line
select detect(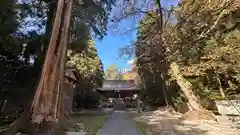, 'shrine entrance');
96,80,141,110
